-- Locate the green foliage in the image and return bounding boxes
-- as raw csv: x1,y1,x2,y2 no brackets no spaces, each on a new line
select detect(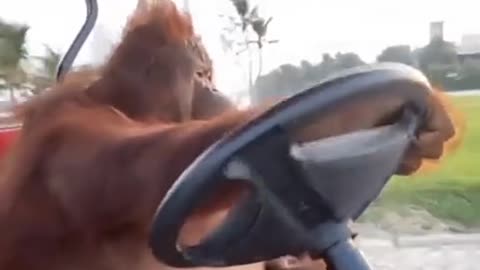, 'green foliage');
231,0,249,21
377,45,415,66
41,45,61,78
415,39,461,88
364,96,480,228
418,39,458,69
0,18,61,96
230,0,272,39
29,45,62,94
443,58,480,90
253,36,480,104
0,20,29,69
252,52,366,103
0,19,30,100
334,52,365,70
